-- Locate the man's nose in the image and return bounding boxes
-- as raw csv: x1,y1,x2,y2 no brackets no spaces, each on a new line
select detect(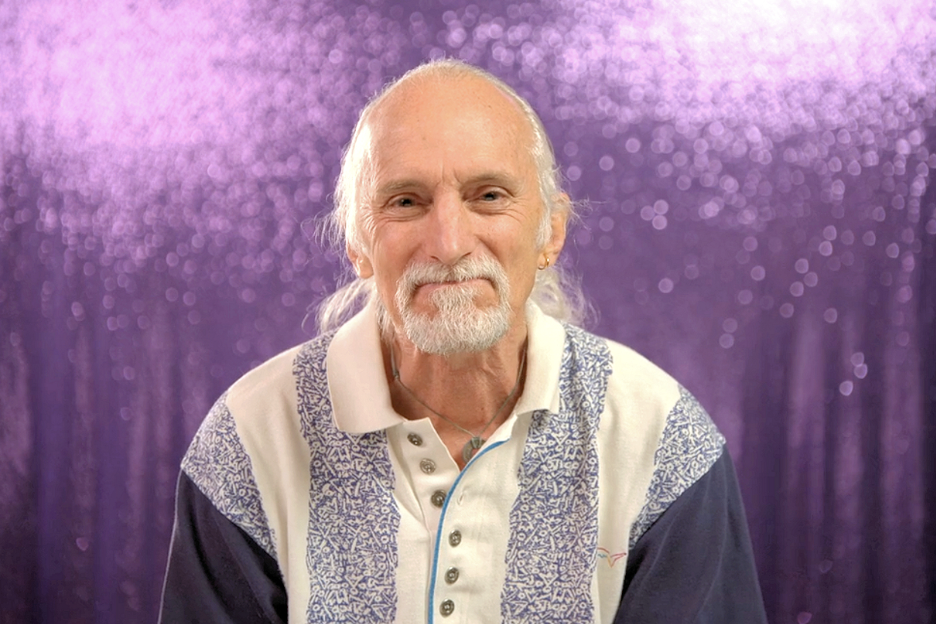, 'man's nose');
425,193,476,265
